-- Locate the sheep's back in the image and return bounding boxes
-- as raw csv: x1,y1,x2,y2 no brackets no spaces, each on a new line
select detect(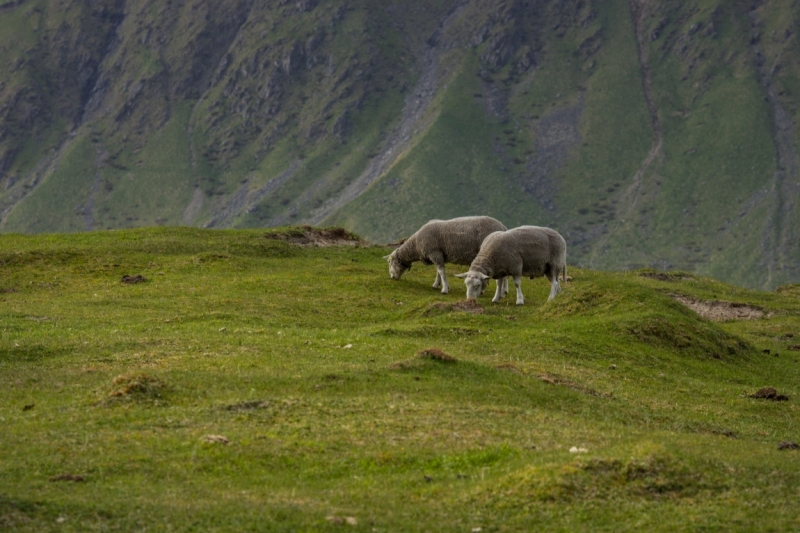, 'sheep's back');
418,216,506,265
475,226,565,277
